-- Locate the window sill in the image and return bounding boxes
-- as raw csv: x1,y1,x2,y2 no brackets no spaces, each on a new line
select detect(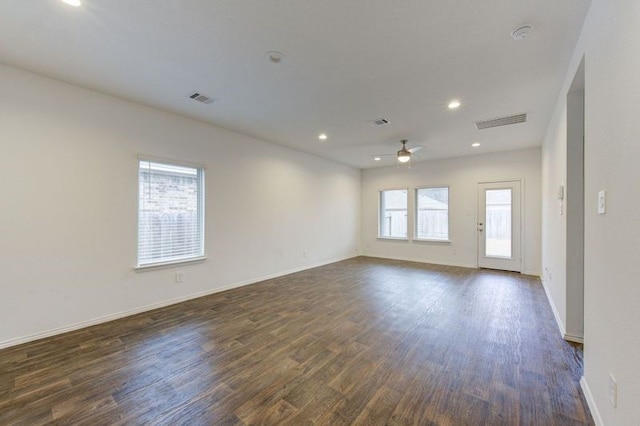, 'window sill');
377,237,409,241
134,256,208,272
413,238,451,243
